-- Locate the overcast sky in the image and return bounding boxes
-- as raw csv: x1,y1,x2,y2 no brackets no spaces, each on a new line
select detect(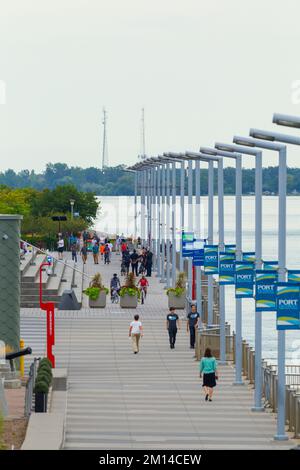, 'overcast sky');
1,0,300,172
